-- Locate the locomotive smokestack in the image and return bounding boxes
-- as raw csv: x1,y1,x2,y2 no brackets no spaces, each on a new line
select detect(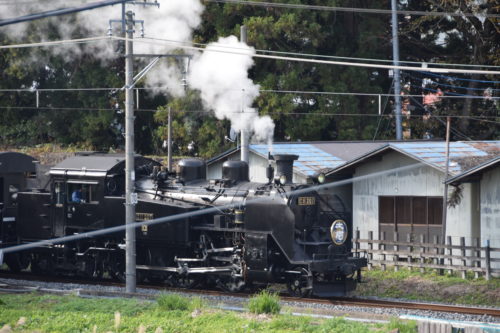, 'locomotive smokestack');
273,154,298,184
